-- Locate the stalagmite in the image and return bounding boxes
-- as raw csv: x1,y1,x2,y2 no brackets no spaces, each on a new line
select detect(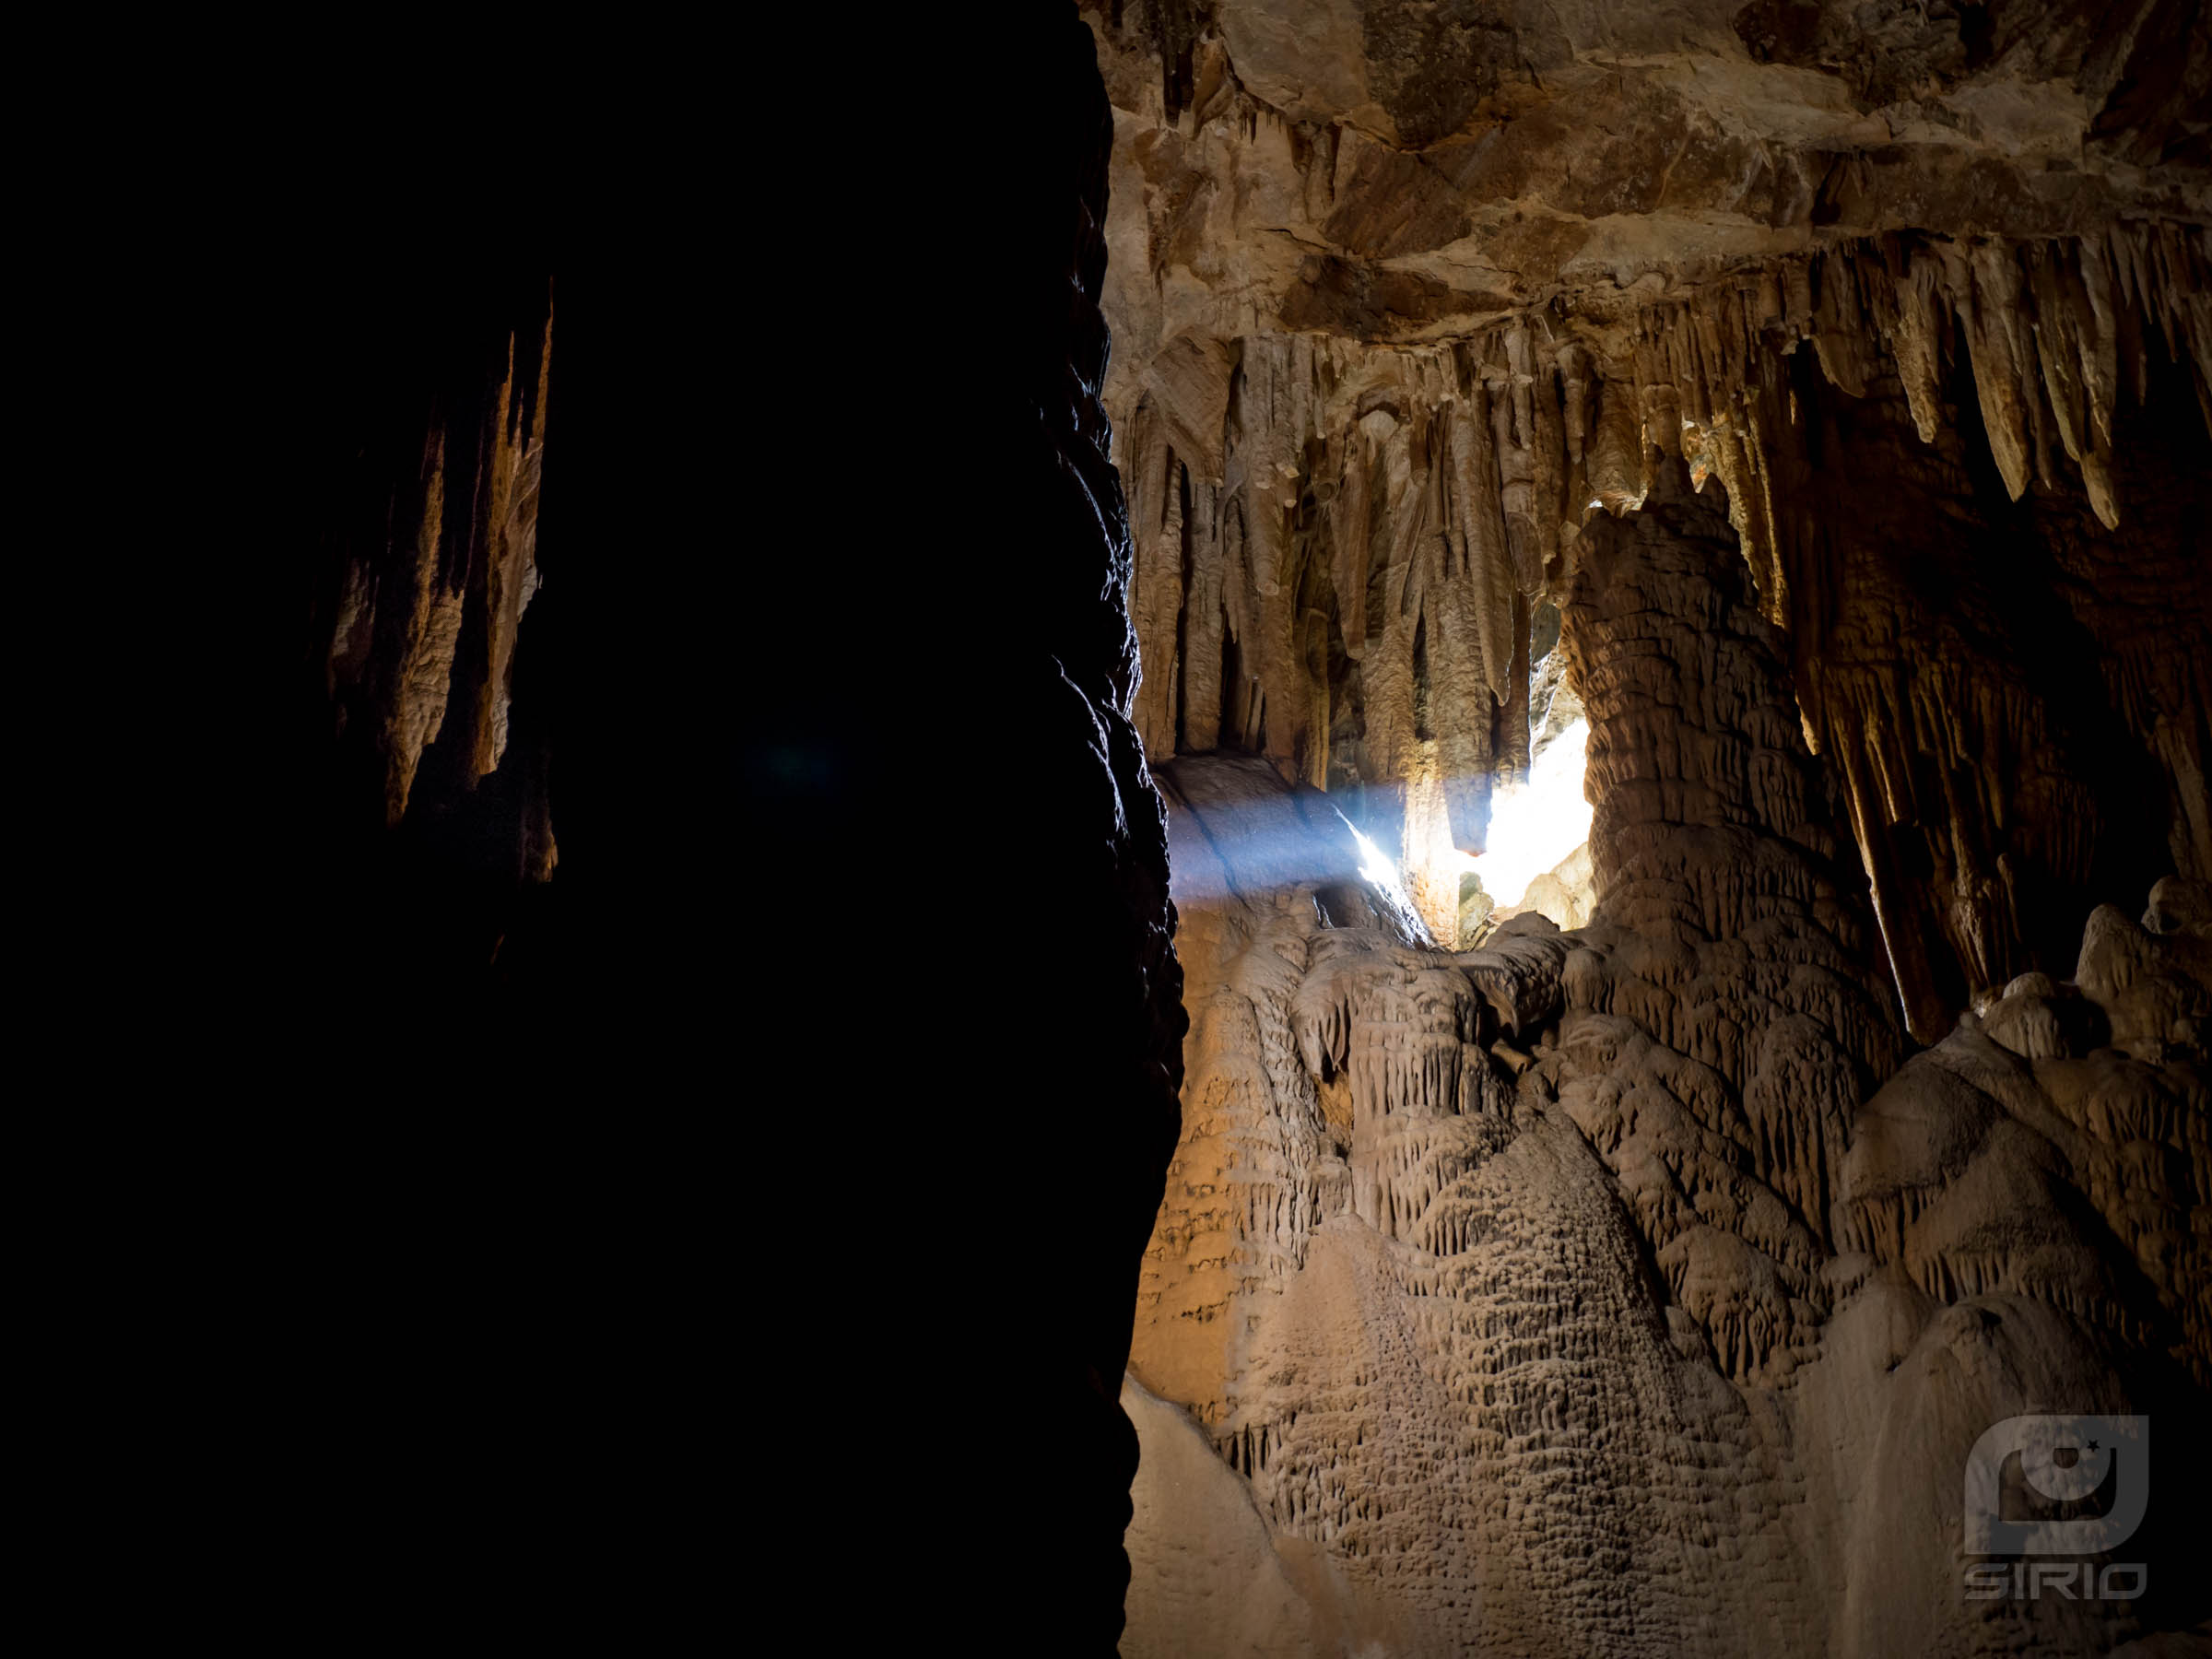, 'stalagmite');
1081,6,2212,1653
